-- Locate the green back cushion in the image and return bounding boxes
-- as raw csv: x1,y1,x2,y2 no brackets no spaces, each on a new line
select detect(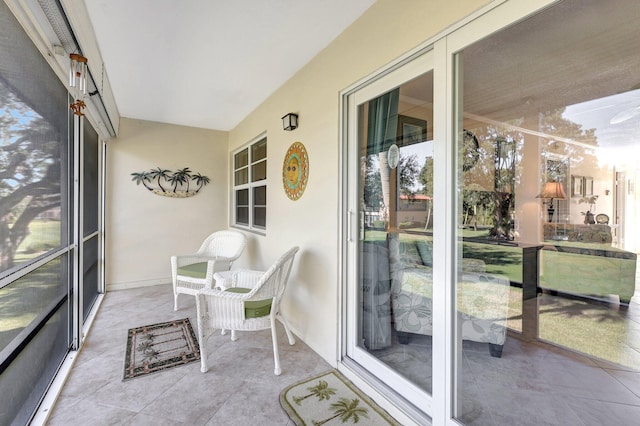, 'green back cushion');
177,262,207,279
225,287,272,318
415,240,433,266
